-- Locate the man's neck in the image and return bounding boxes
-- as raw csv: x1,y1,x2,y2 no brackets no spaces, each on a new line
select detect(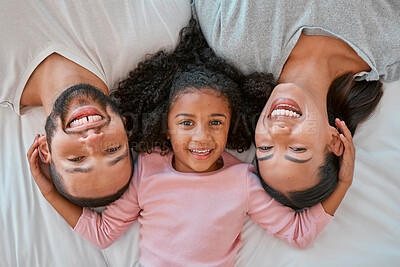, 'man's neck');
21,53,108,116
